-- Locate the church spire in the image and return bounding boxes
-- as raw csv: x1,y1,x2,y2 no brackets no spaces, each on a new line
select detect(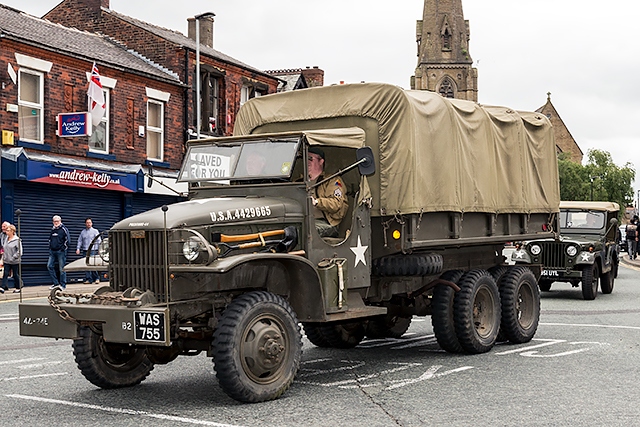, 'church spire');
411,0,478,101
